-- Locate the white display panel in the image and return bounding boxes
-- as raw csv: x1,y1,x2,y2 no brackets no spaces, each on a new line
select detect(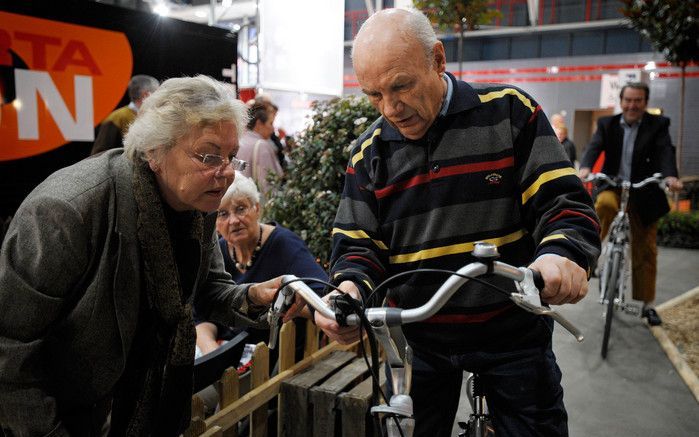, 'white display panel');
259,0,344,96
